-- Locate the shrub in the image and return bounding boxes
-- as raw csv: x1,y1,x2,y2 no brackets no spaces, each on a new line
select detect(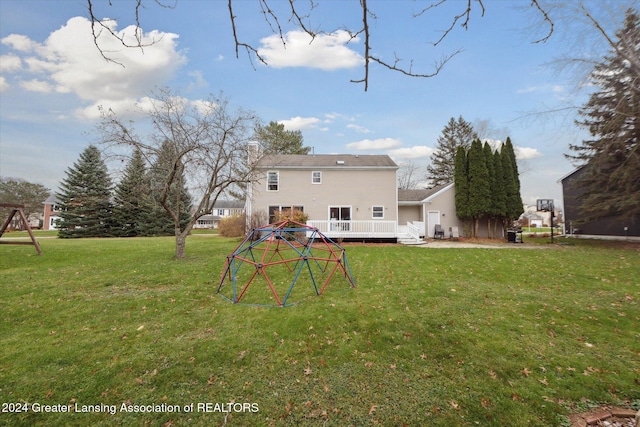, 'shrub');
218,214,246,237
273,209,309,226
